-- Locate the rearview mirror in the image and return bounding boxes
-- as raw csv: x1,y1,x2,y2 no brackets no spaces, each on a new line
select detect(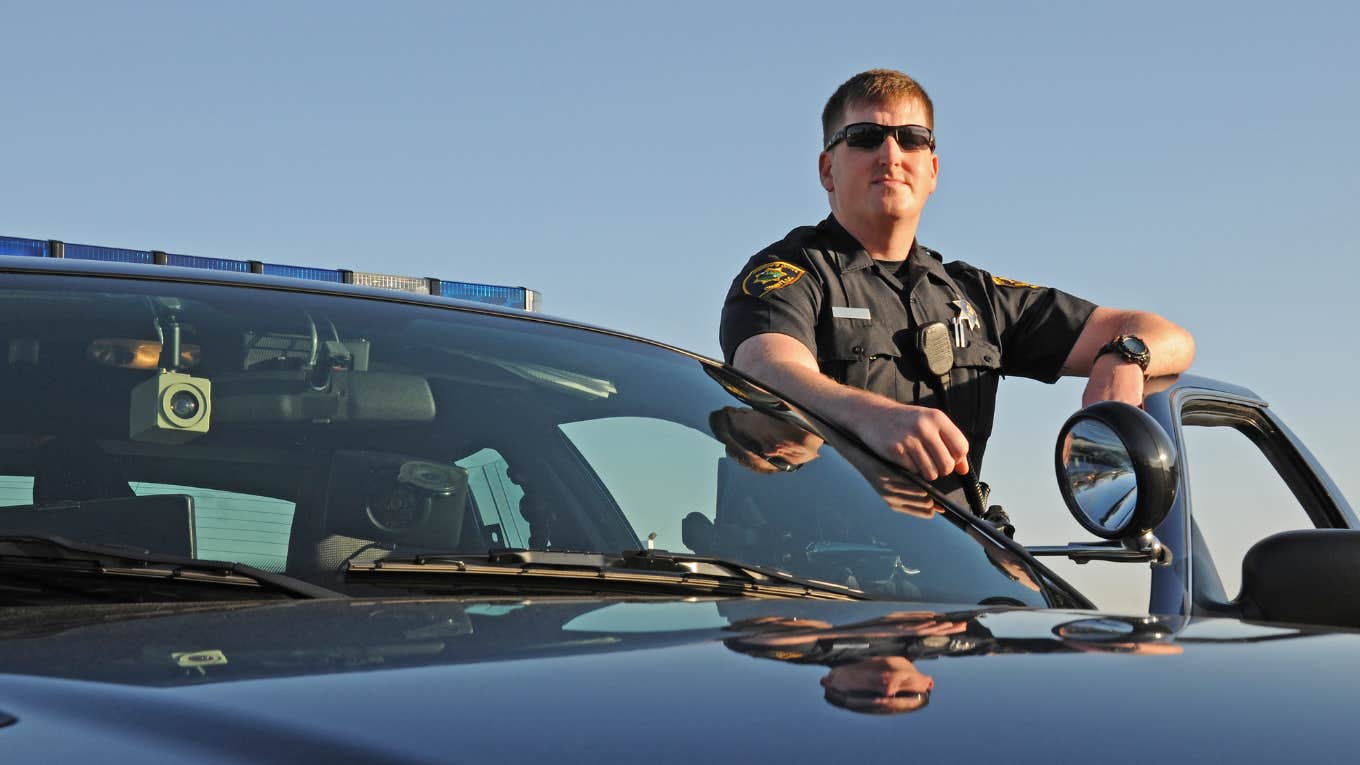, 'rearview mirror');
1055,402,1179,540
